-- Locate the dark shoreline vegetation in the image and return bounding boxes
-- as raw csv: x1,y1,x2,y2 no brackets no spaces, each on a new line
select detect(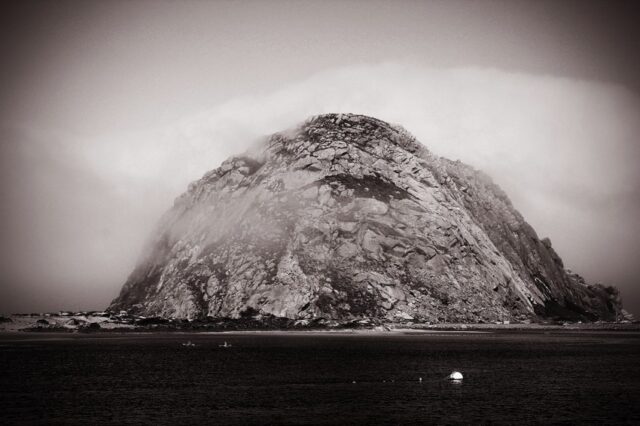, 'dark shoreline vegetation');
1,310,637,334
